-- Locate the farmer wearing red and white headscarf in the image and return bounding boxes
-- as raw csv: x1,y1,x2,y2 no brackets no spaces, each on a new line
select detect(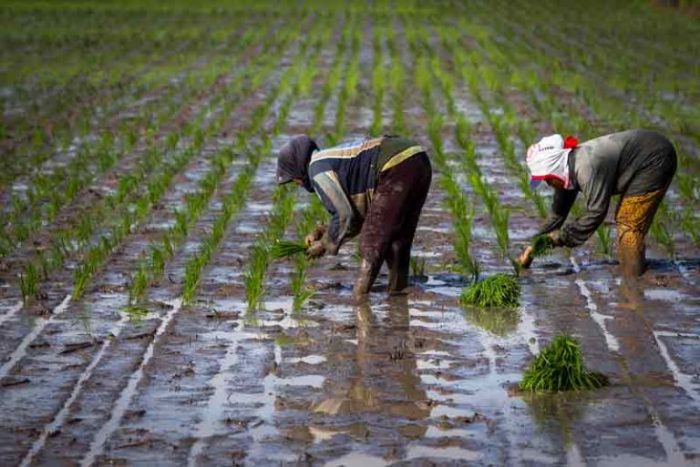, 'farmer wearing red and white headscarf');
517,129,677,276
